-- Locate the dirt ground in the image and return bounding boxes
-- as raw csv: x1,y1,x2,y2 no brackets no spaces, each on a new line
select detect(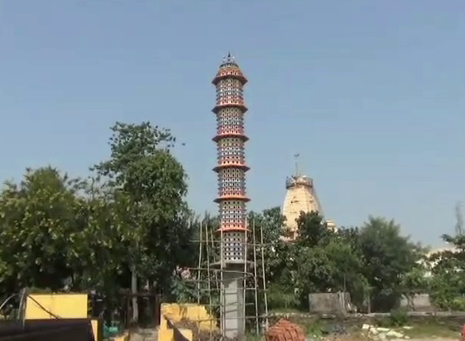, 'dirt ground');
327,336,460,341
318,335,460,341
409,339,458,341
